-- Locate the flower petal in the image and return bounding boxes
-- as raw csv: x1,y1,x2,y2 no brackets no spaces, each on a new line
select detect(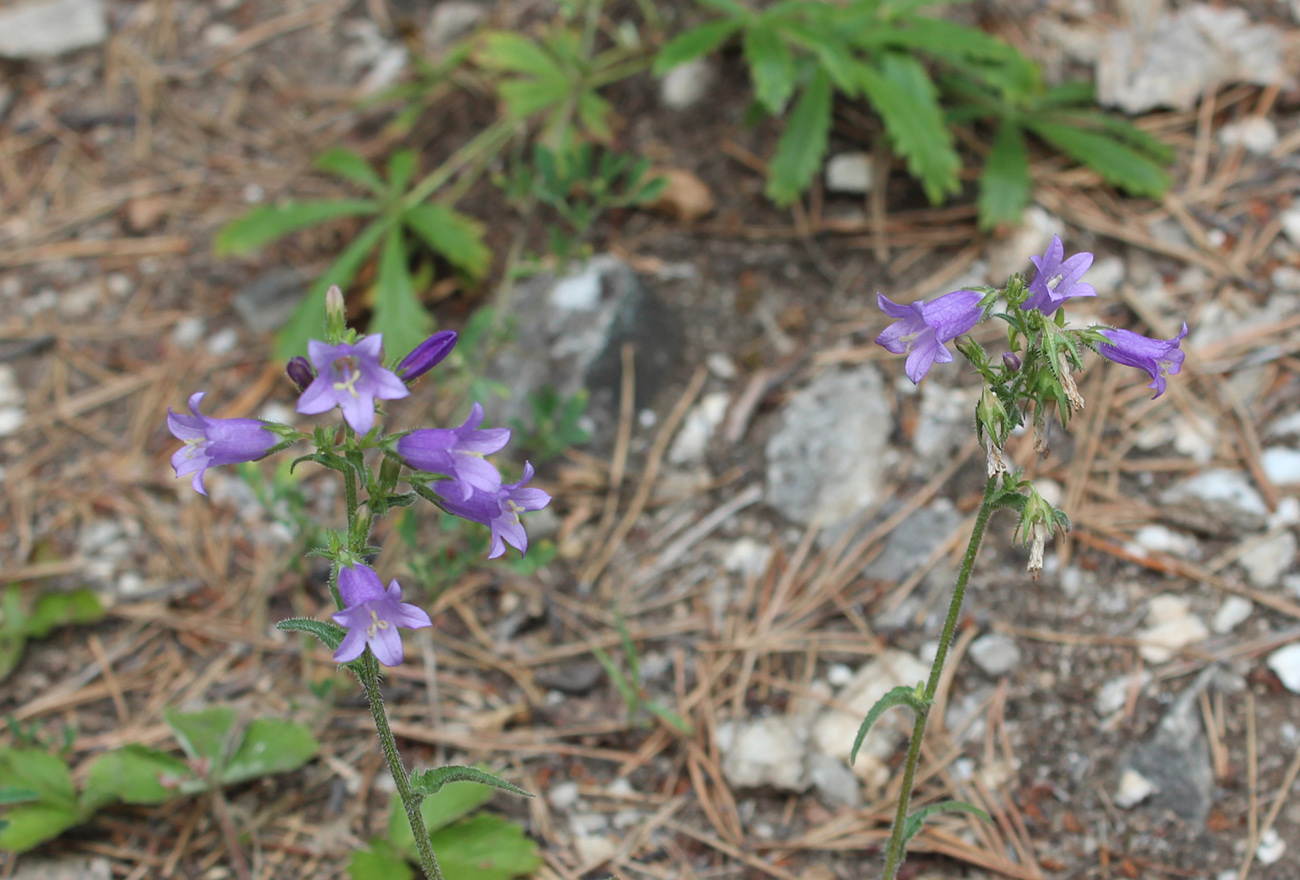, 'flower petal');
333,627,367,663
370,624,404,666
338,564,386,607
